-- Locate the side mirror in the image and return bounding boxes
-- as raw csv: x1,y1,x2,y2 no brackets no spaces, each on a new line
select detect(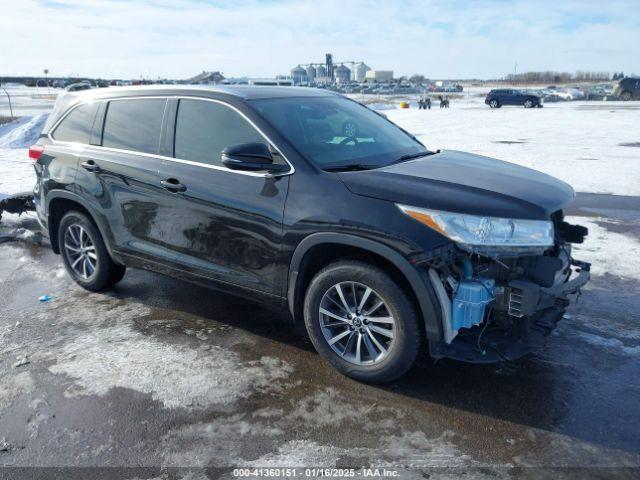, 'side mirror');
221,142,288,173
